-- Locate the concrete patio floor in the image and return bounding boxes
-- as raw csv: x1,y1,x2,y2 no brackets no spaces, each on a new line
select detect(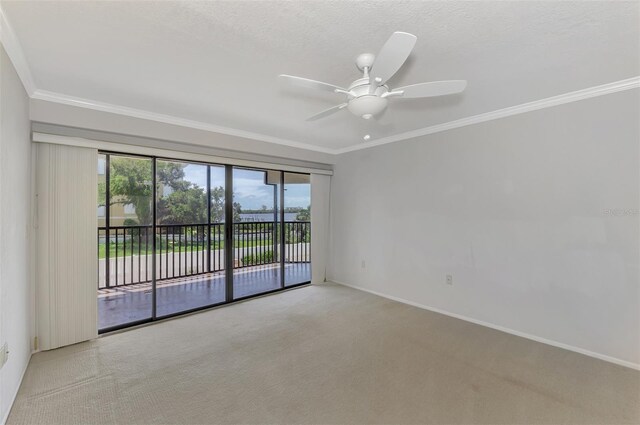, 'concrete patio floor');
98,263,311,330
